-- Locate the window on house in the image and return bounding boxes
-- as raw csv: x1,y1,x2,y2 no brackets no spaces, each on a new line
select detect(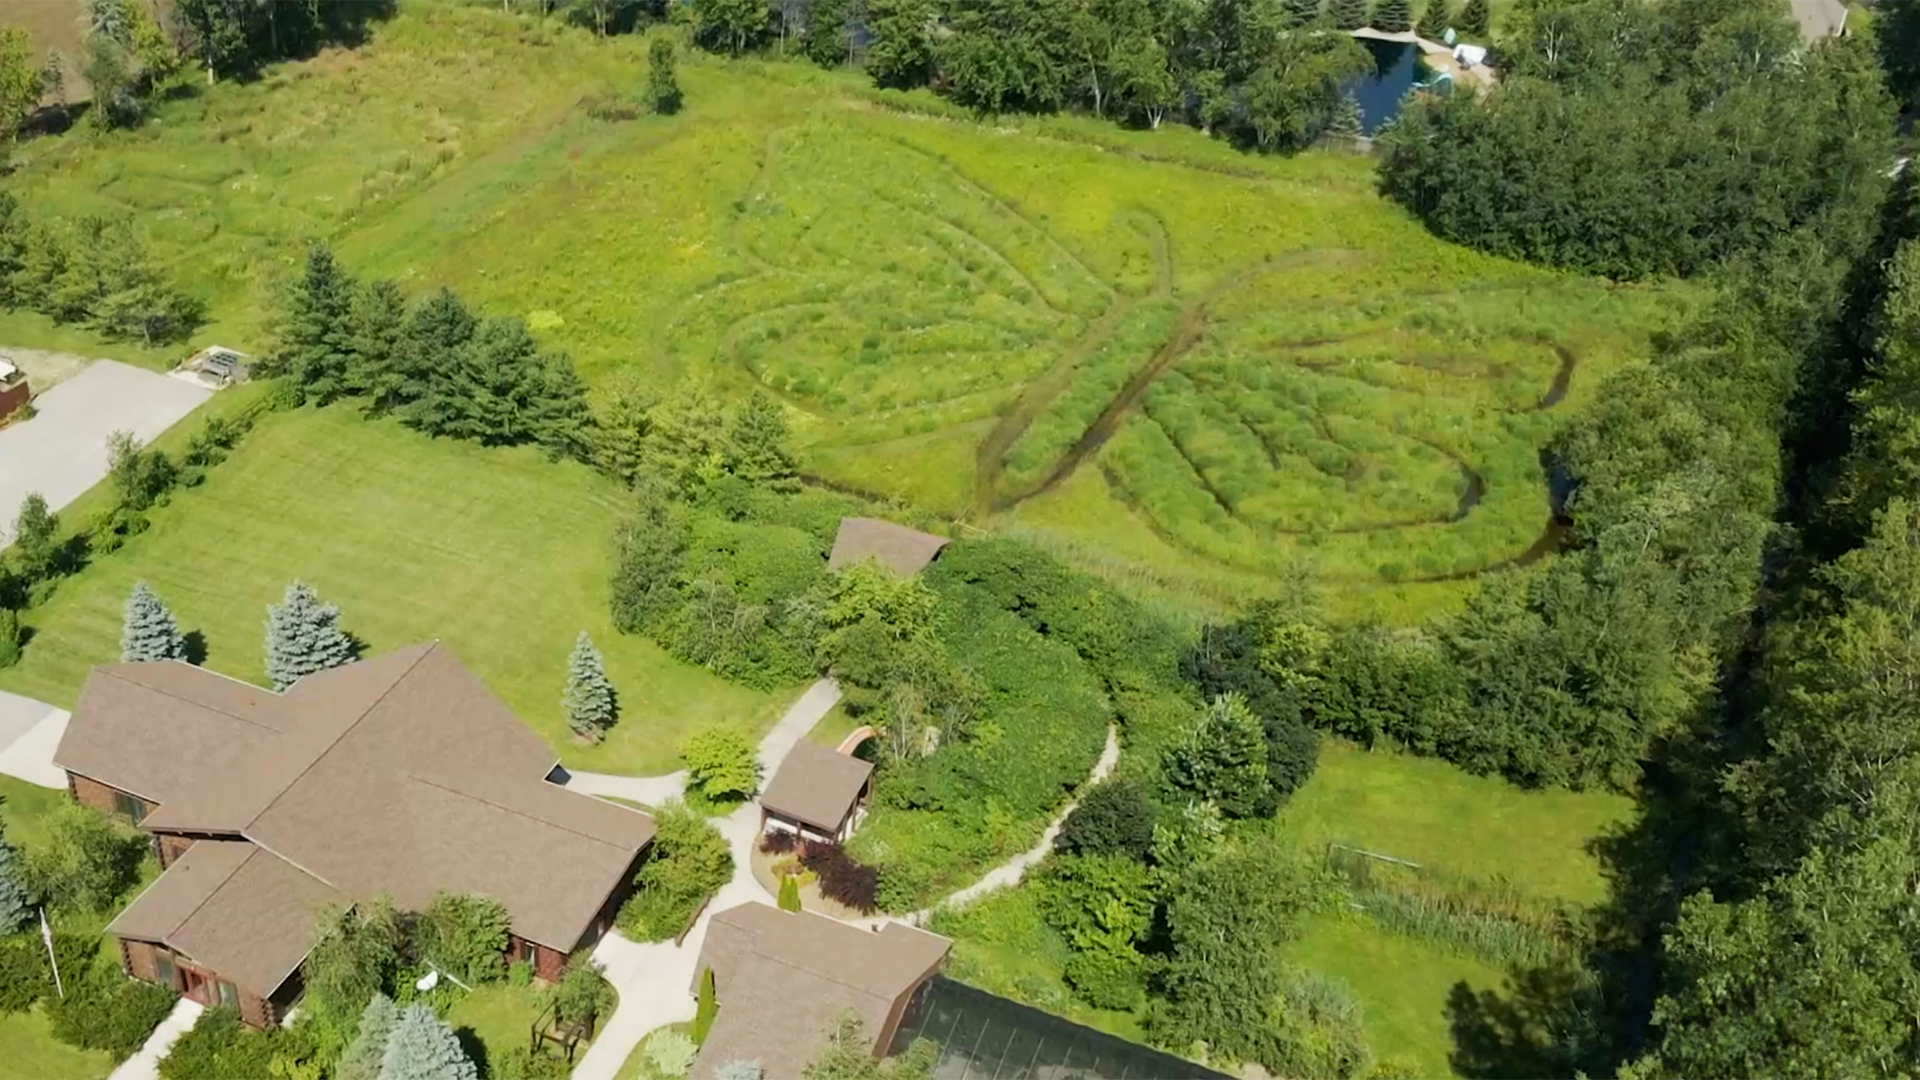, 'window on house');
112,790,148,823
155,952,176,991
217,981,237,1009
